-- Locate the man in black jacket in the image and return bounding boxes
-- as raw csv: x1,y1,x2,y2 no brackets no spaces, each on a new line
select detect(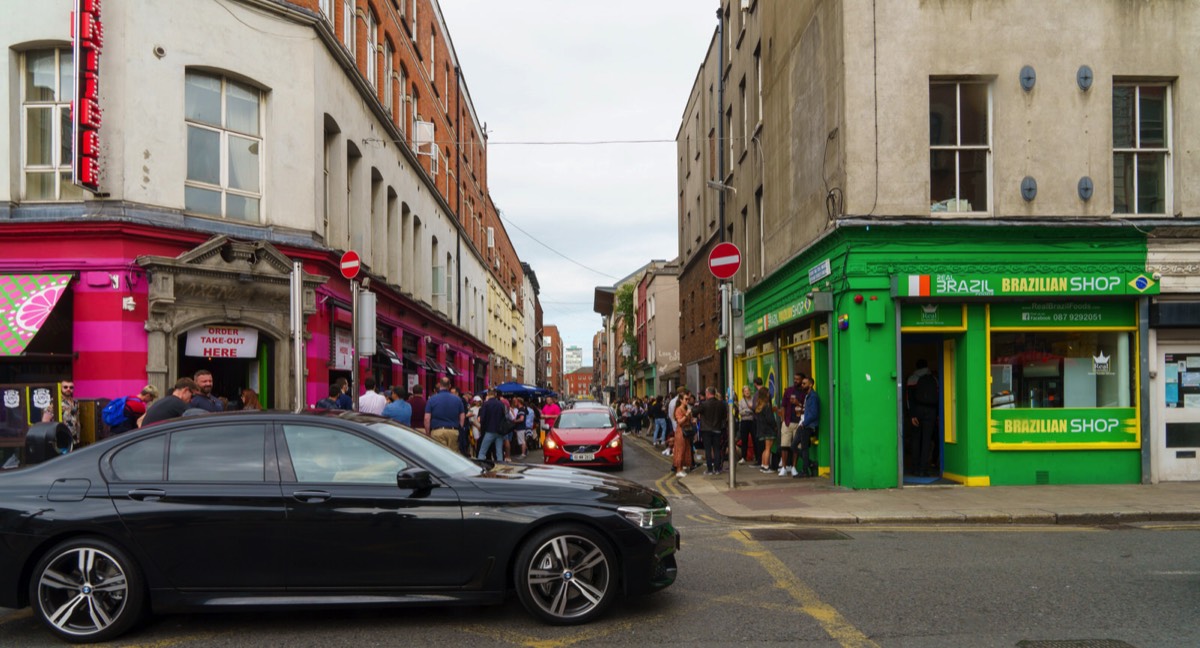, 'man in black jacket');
693,387,728,475
476,390,508,462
